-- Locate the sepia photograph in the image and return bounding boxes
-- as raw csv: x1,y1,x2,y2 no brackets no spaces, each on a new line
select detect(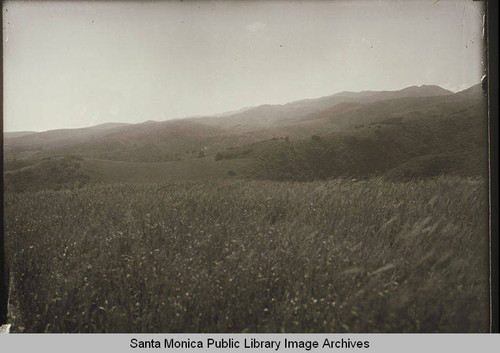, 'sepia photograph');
1,0,492,334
